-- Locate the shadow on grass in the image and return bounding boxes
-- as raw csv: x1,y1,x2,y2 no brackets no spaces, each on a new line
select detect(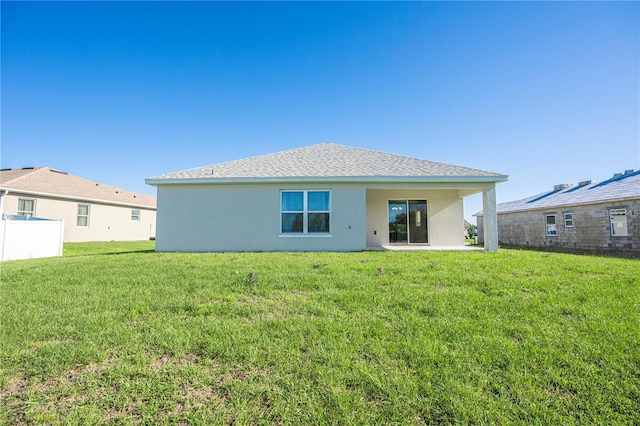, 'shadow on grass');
102,249,157,256
64,249,157,257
